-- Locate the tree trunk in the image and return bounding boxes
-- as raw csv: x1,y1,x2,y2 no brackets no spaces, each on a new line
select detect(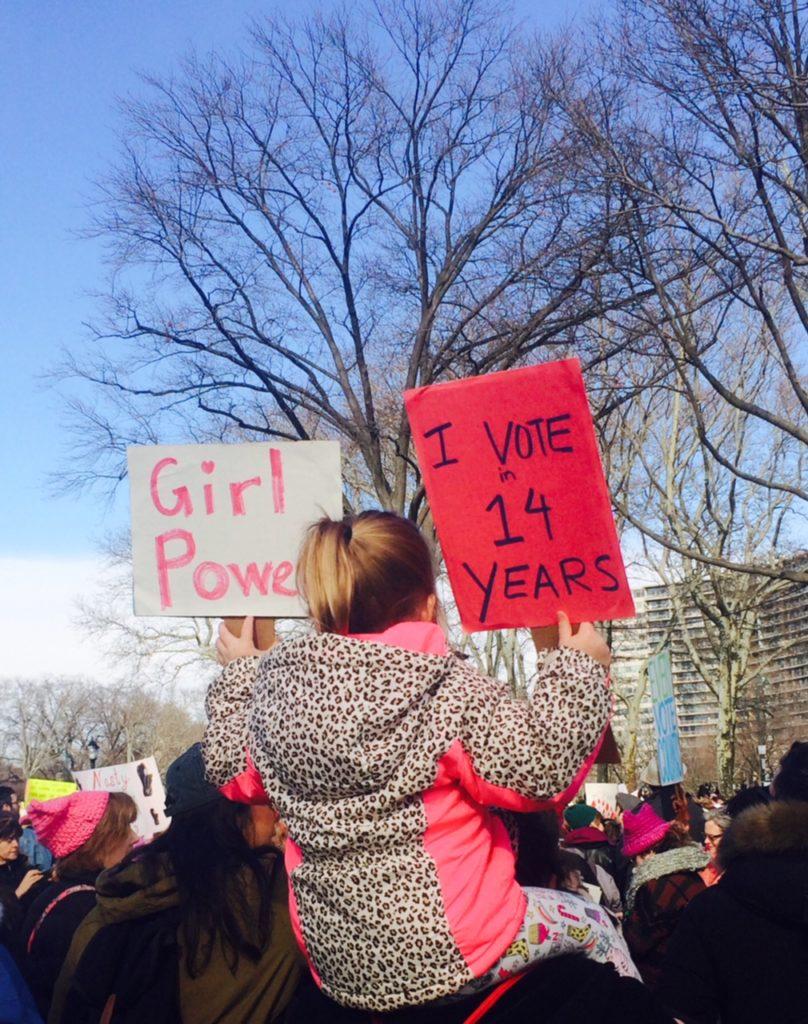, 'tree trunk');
716,699,737,794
